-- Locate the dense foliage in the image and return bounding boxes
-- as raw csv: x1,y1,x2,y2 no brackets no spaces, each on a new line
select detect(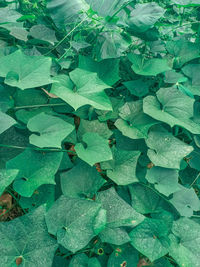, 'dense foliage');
1,0,200,266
